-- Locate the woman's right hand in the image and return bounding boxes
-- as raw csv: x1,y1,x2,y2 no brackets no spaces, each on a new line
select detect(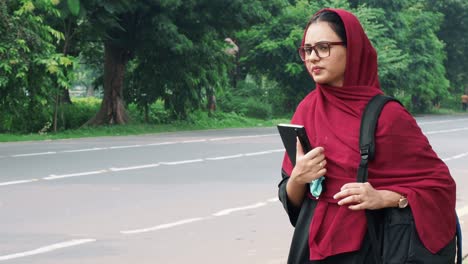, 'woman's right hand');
290,138,327,185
